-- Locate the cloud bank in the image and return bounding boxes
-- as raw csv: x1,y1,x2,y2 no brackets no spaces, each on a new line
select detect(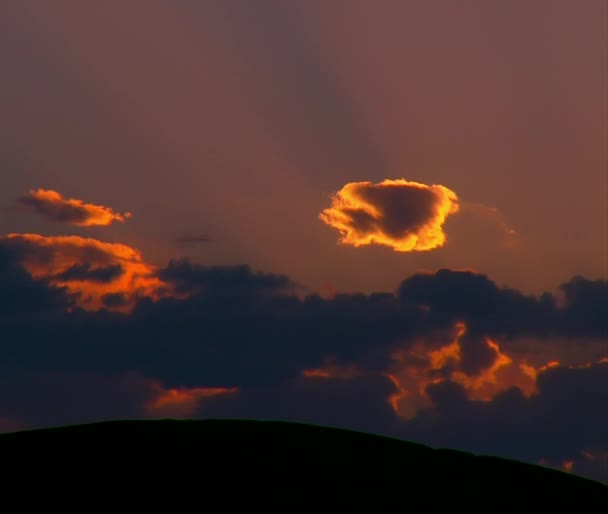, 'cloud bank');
320,179,459,252
0,238,607,482
19,189,131,227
